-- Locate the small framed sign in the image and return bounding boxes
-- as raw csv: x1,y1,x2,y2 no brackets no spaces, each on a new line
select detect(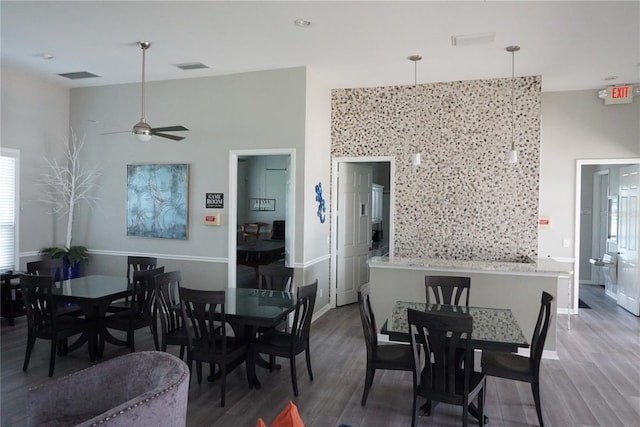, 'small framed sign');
206,193,224,209
249,198,275,211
